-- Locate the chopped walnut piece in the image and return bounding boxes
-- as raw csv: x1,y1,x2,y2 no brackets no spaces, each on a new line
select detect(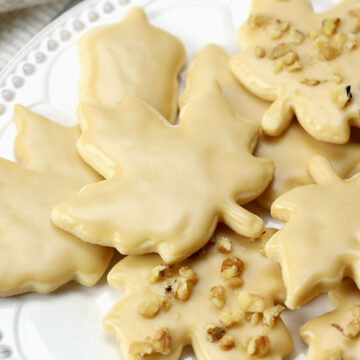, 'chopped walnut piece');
217,237,232,254
255,46,266,59
263,305,286,327
173,277,193,301
129,328,172,358
351,16,360,33
343,318,360,338
219,334,235,351
273,60,284,74
334,32,347,50
206,325,226,342
221,257,244,279
227,277,244,288
322,346,345,360
248,14,272,28
308,31,318,40
137,297,161,318
219,307,245,327
283,51,299,66
148,264,168,283
246,336,271,357
287,60,303,72
179,266,198,285
287,28,305,45
318,46,339,61
269,43,292,59
274,19,290,33
301,79,321,86
270,28,283,40
160,295,172,312
210,285,226,309
250,312,261,326
346,39,357,50
329,73,343,84
238,291,266,312
332,85,353,109
321,18,341,36
314,36,328,49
